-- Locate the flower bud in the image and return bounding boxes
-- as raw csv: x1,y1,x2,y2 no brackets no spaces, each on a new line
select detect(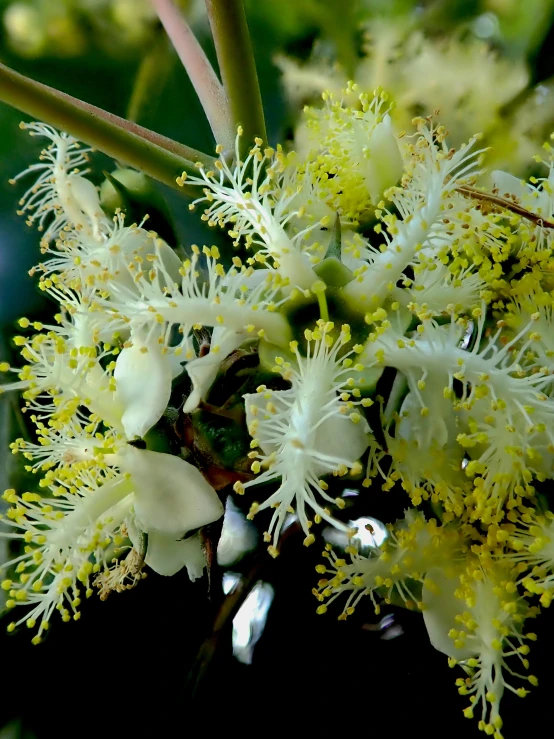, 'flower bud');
67,174,105,239
363,114,403,202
